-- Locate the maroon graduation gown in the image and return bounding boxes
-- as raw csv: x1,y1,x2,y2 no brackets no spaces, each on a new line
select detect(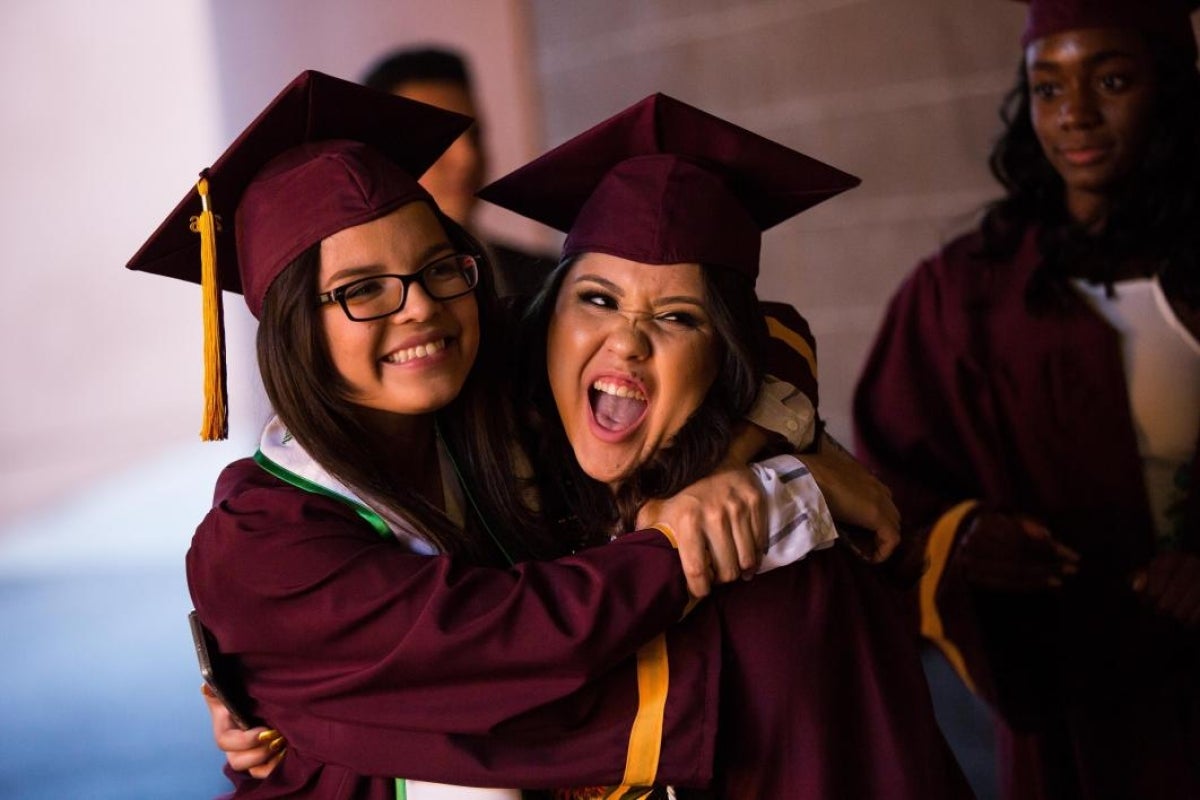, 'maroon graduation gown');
188,301,971,799
190,459,971,800
188,457,720,797
854,227,1200,799
704,546,972,799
